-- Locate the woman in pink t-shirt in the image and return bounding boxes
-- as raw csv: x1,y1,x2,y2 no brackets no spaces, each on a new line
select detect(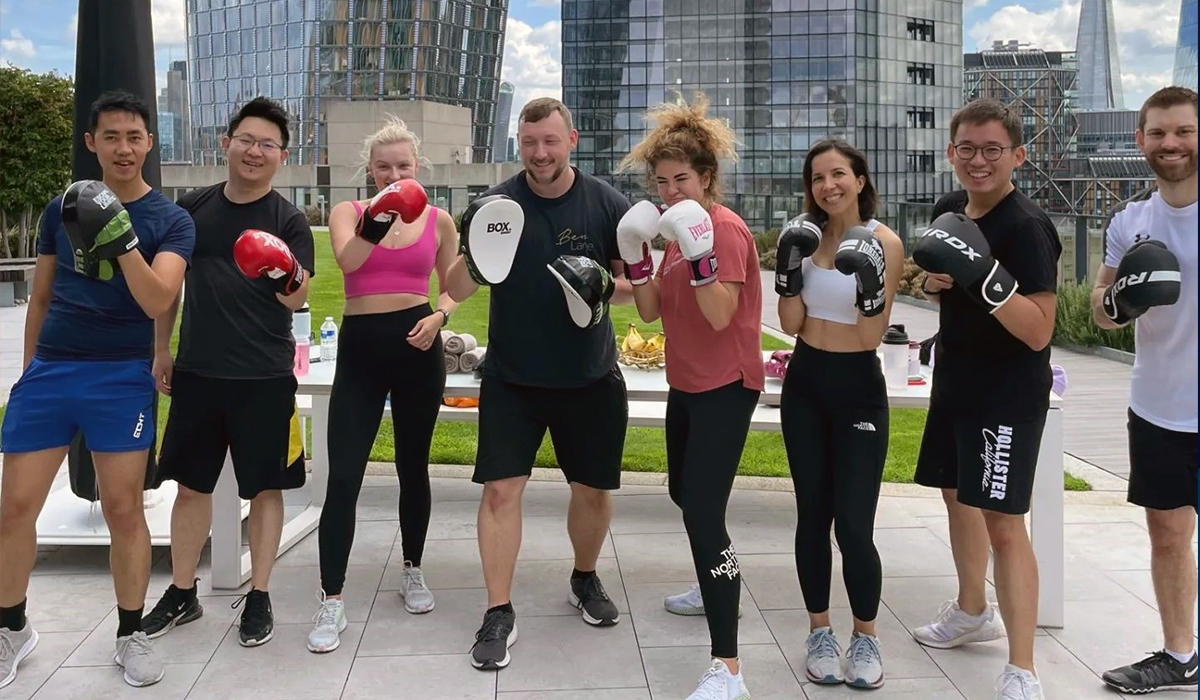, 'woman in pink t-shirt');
615,94,764,700
775,140,903,689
